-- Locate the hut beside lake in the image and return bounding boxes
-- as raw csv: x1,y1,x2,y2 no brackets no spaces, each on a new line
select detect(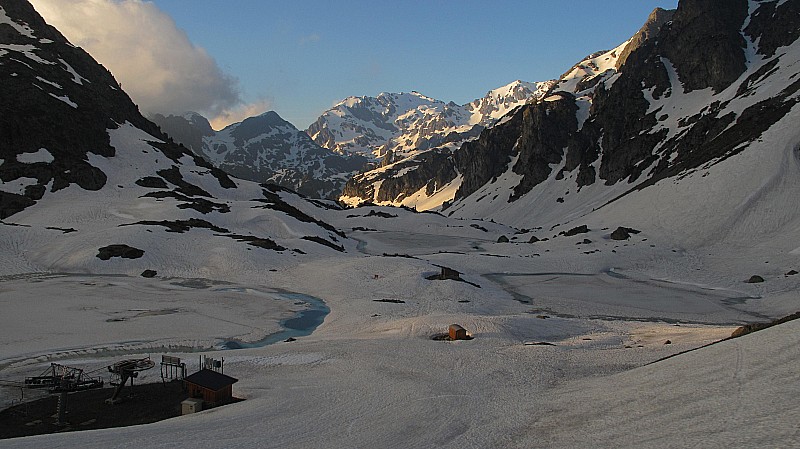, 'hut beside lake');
184,369,238,406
